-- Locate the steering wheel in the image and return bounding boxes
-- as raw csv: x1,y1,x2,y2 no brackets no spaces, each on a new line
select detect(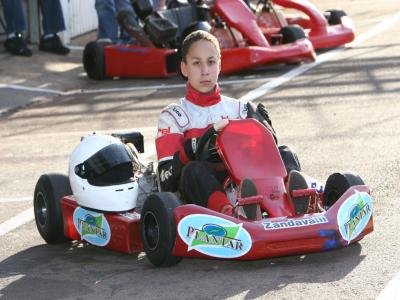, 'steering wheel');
194,126,217,161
